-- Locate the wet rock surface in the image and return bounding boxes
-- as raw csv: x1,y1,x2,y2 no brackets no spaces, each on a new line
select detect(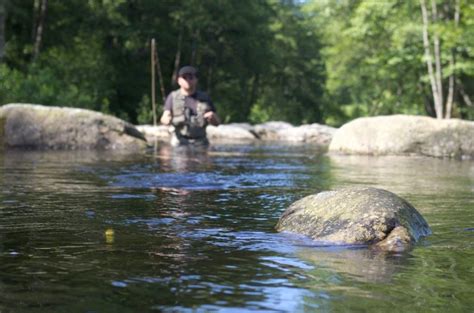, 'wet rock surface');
276,187,431,251
329,115,474,159
0,104,147,150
